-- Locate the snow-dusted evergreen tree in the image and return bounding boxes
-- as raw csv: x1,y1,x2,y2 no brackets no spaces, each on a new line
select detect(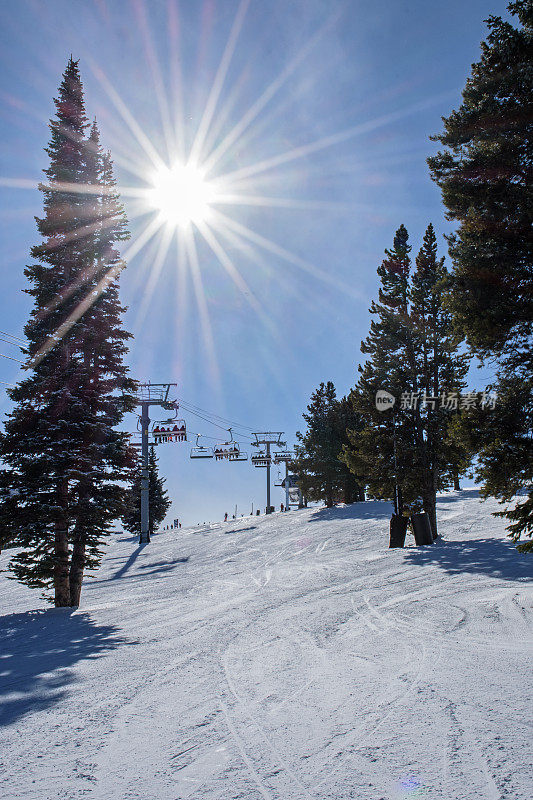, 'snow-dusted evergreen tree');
343,224,469,534
428,1,533,550
343,225,414,513
409,224,470,531
0,58,136,606
122,448,171,537
295,382,364,507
